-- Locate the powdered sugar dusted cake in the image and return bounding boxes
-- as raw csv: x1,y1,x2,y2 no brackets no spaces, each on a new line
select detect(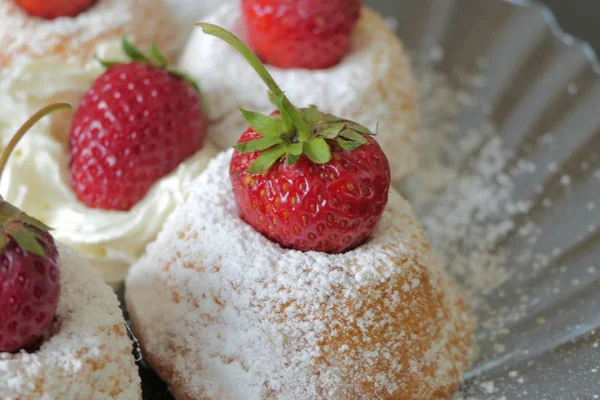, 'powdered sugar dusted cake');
178,4,420,181
126,150,473,400
0,0,181,71
0,245,141,399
